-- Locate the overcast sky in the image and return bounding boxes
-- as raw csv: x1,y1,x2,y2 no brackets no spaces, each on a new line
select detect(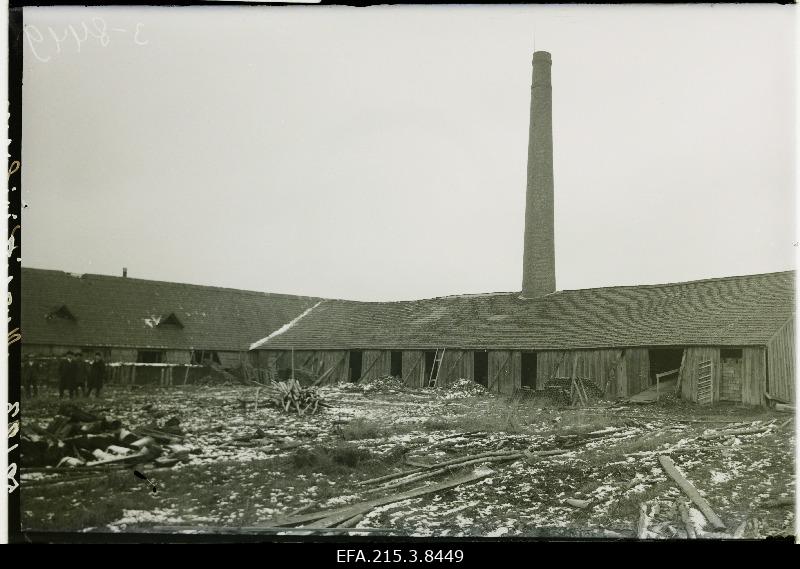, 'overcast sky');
21,5,796,301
